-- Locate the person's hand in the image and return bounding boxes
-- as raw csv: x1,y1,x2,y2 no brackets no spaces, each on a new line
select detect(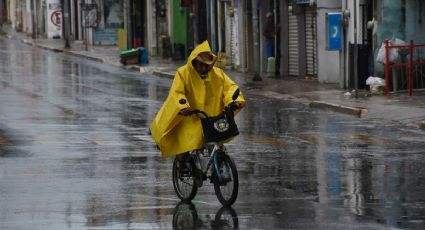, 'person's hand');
228,102,243,111
233,103,243,109
179,108,192,116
